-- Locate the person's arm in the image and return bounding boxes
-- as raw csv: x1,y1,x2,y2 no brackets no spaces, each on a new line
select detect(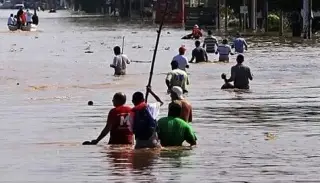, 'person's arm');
247,68,253,80
204,50,208,62
90,111,113,144
165,72,173,91
202,39,206,48
184,124,197,146
189,50,195,63
146,86,164,106
125,55,131,64
110,57,117,68
184,57,189,69
188,105,193,123
227,67,235,82
244,39,248,51
229,46,235,55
